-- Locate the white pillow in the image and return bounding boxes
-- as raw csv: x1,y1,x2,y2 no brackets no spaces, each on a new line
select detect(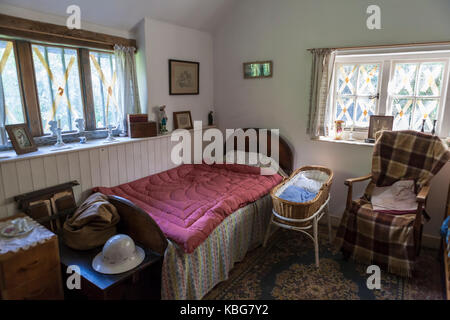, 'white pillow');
224,151,286,177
